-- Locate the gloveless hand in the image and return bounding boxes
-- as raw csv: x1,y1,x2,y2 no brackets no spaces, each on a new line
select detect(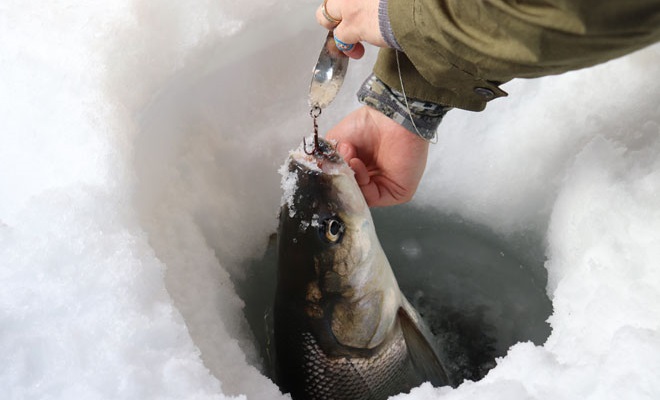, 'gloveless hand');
315,0,387,59
326,106,430,207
